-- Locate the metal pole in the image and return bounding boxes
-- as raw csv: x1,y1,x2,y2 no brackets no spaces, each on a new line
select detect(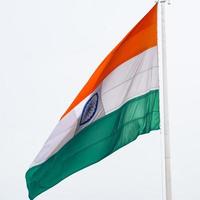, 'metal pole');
159,1,172,200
